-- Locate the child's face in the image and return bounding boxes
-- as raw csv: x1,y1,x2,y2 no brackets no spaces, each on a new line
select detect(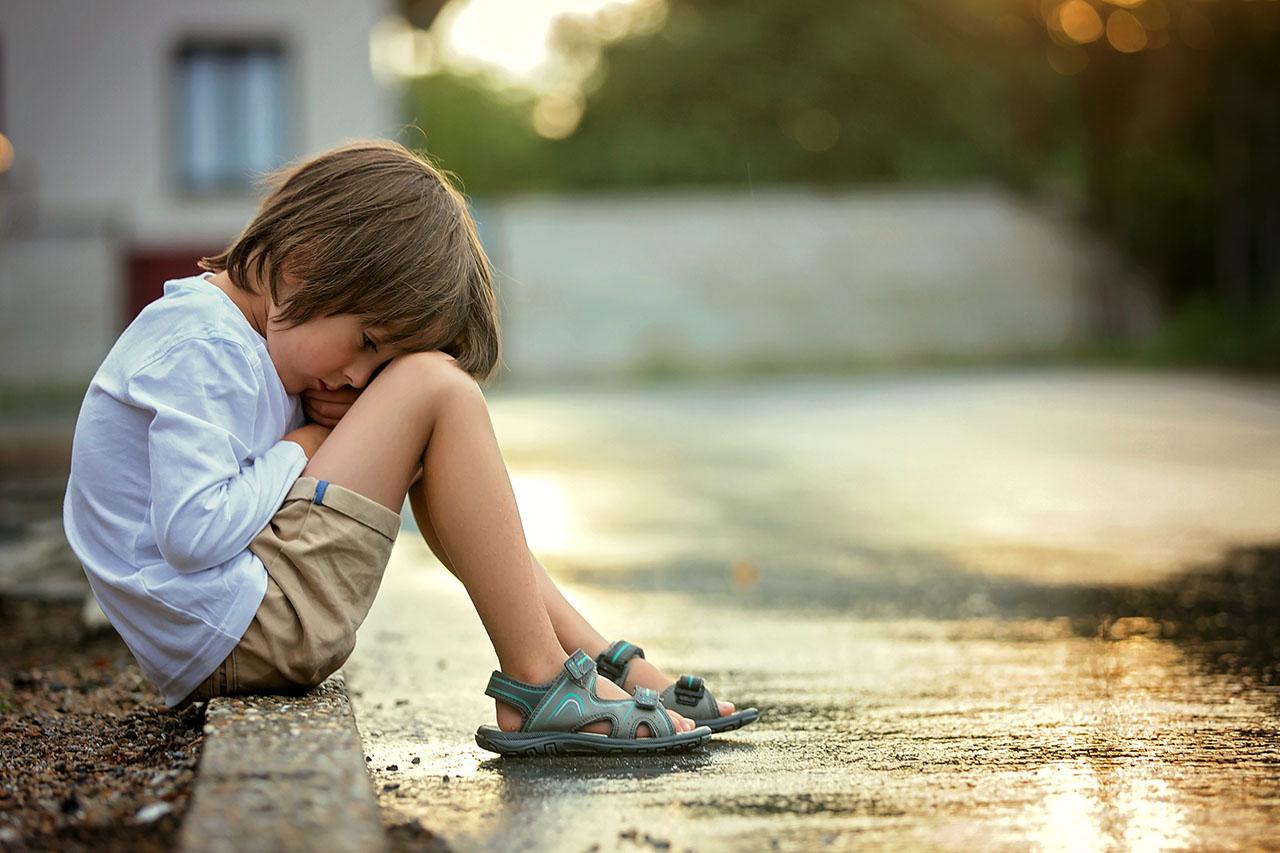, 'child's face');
265,310,396,396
